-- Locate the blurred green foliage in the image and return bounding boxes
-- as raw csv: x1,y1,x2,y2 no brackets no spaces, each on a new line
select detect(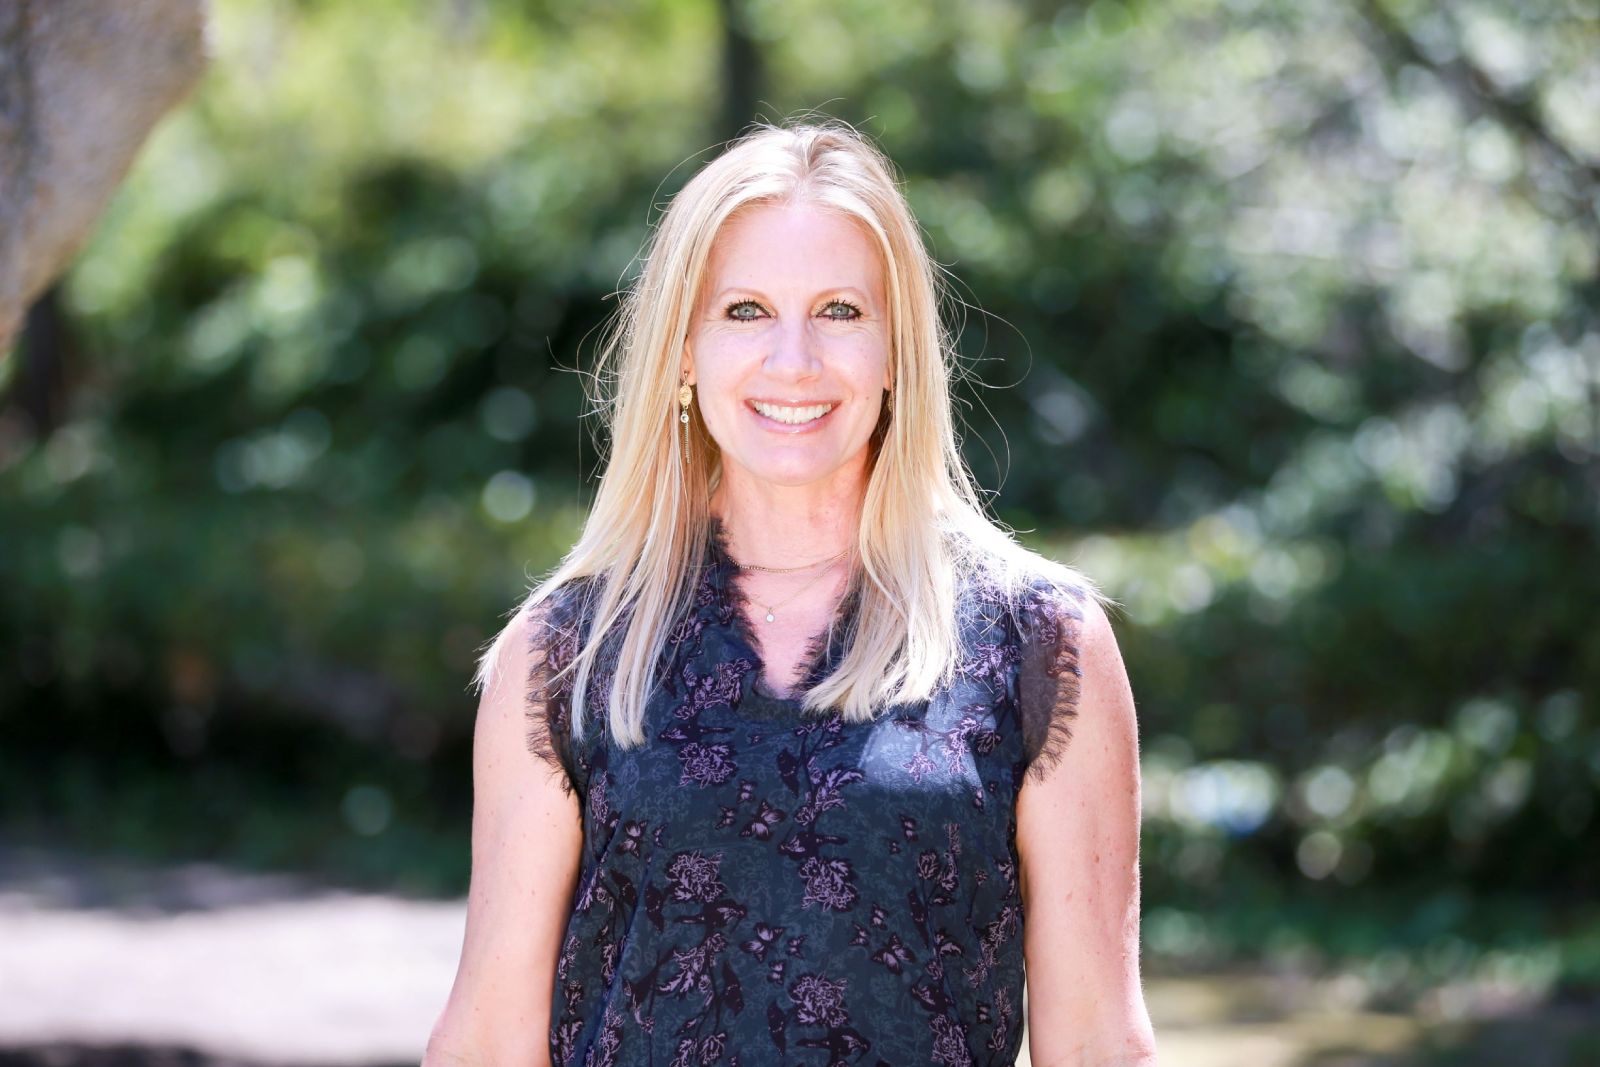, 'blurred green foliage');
2,0,1597,1001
